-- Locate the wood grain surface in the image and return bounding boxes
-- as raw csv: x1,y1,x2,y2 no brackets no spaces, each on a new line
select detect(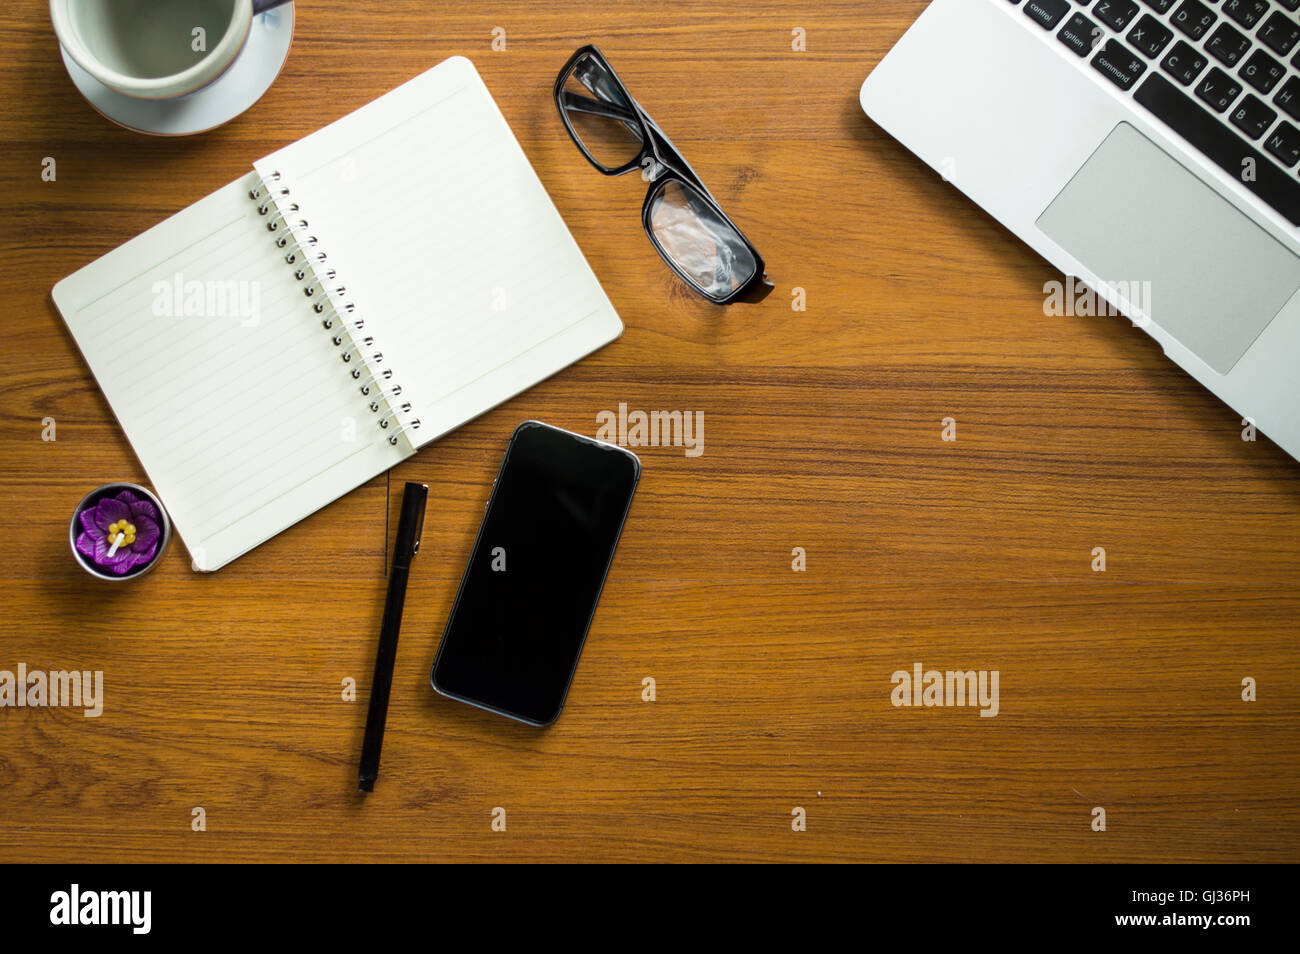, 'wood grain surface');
1,0,1297,863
